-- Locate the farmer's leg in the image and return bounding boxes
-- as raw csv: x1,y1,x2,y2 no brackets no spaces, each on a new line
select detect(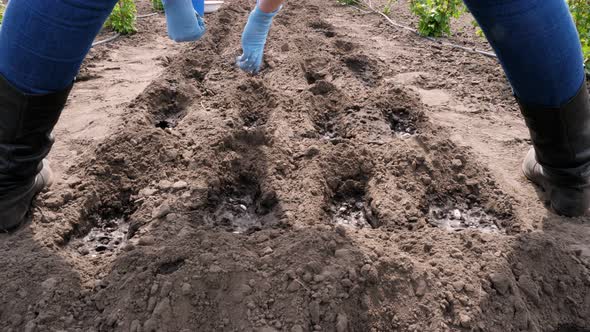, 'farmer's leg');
465,0,590,216
464,0,584,107
0,0,119,94
0,0,118,231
